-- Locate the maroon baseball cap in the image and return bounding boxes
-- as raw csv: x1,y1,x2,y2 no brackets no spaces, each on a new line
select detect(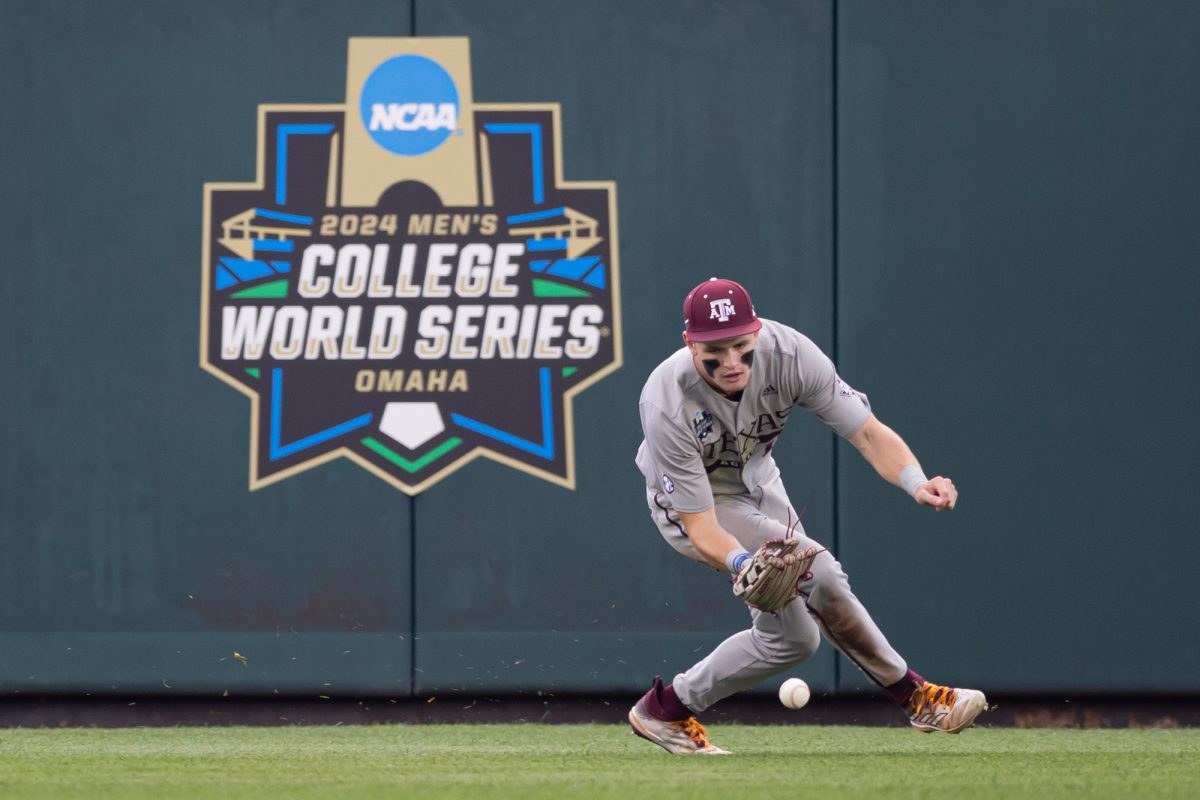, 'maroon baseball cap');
682,277,762,342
